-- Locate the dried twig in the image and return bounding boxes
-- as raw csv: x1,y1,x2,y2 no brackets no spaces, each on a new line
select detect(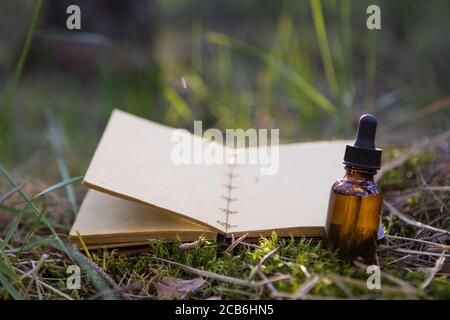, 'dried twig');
20,254,48,281
384,200,450,235
258,271,281,299
302,293,373,300
389,248,450,258
391,97,450,128
415,167,449,212
298,264,312,278
259,273,292,285
218,287,256,298
0,185,22,205
89,283,140,300
15,267,73,300
30,260,43,300
328,275,353,298
77,252,131,300
291,275,320,299
420,186,450,192
225,233,248,253
248,246,280,281
353,260,417,294
151,256,261,288
22,254,48,296
179,239,204,250
420,252,446,290
376,130,450,181
385,235,450,249
241,242,295,262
